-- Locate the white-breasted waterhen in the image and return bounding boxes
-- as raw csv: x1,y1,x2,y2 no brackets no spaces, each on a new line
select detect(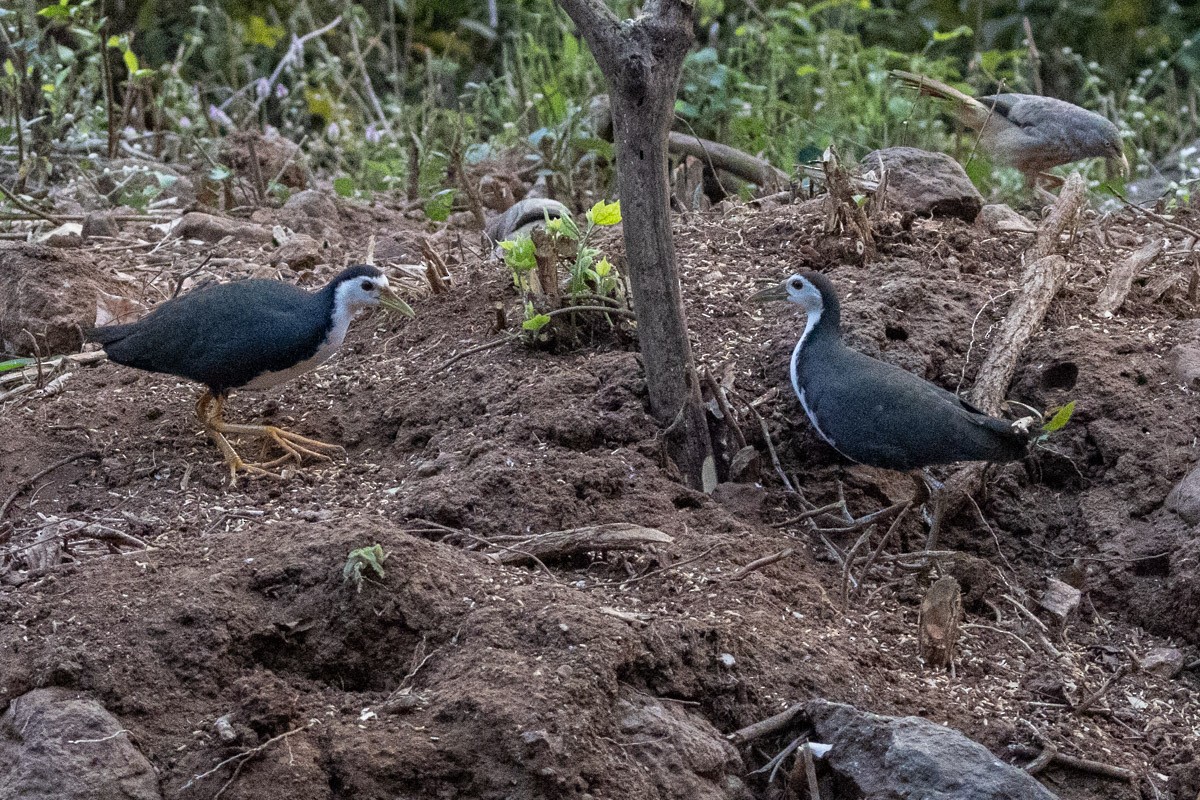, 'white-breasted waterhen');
87,264,414,482
750,271,1030,471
